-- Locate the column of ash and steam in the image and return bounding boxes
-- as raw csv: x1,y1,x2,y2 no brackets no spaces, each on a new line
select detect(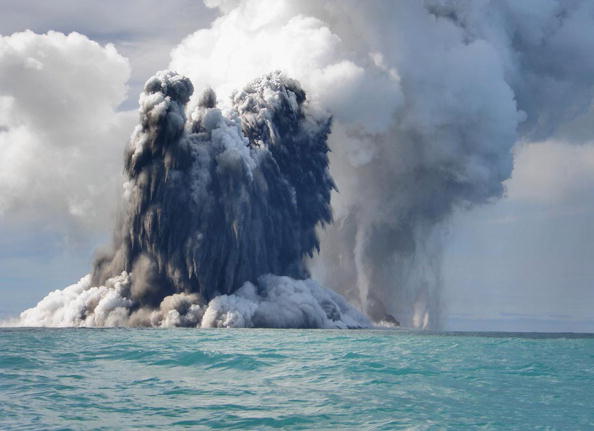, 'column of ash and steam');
93,71,333,305
168,0,594,329
15,71,371,328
